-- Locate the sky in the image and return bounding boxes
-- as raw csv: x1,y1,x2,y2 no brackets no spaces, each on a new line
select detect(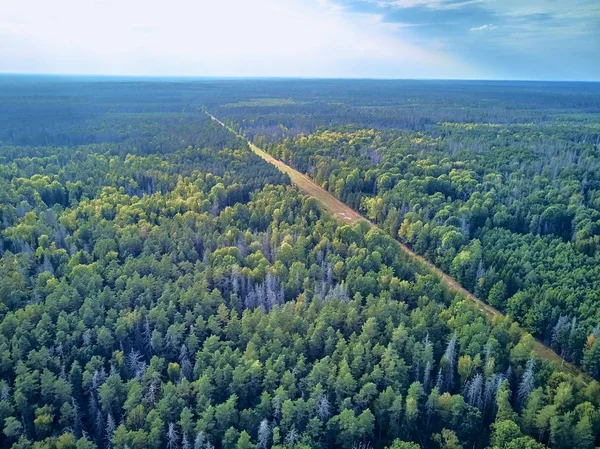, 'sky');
0,0,598,80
